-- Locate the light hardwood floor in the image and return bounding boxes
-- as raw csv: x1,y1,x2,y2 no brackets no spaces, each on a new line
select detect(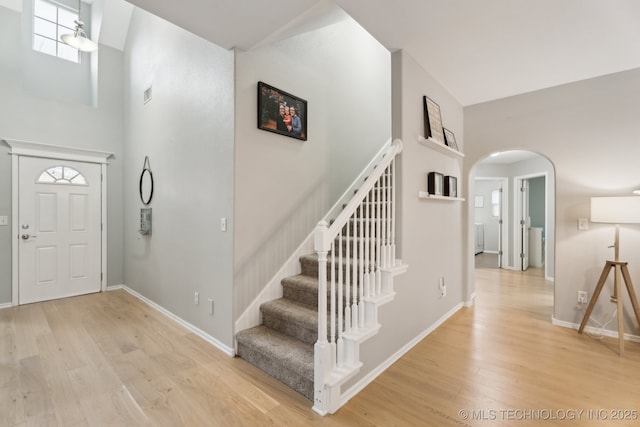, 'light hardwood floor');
2,267,640,426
